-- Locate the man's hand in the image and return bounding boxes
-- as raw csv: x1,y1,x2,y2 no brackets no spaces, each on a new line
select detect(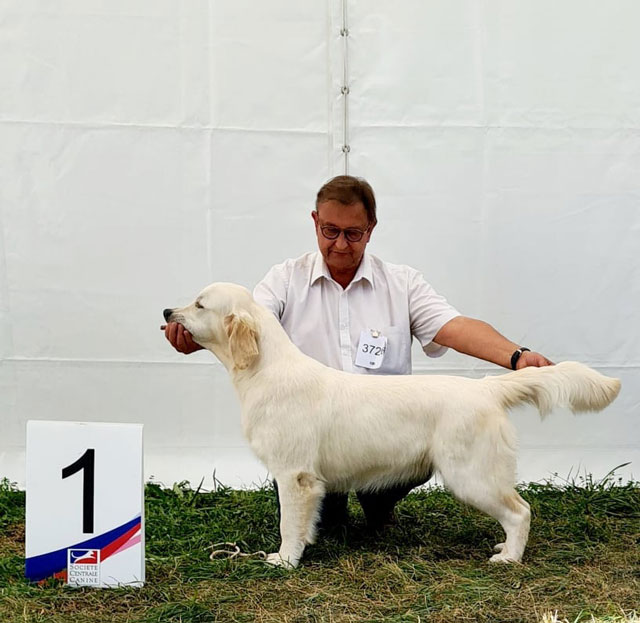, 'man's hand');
516,351,554,369
161,322,204,354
